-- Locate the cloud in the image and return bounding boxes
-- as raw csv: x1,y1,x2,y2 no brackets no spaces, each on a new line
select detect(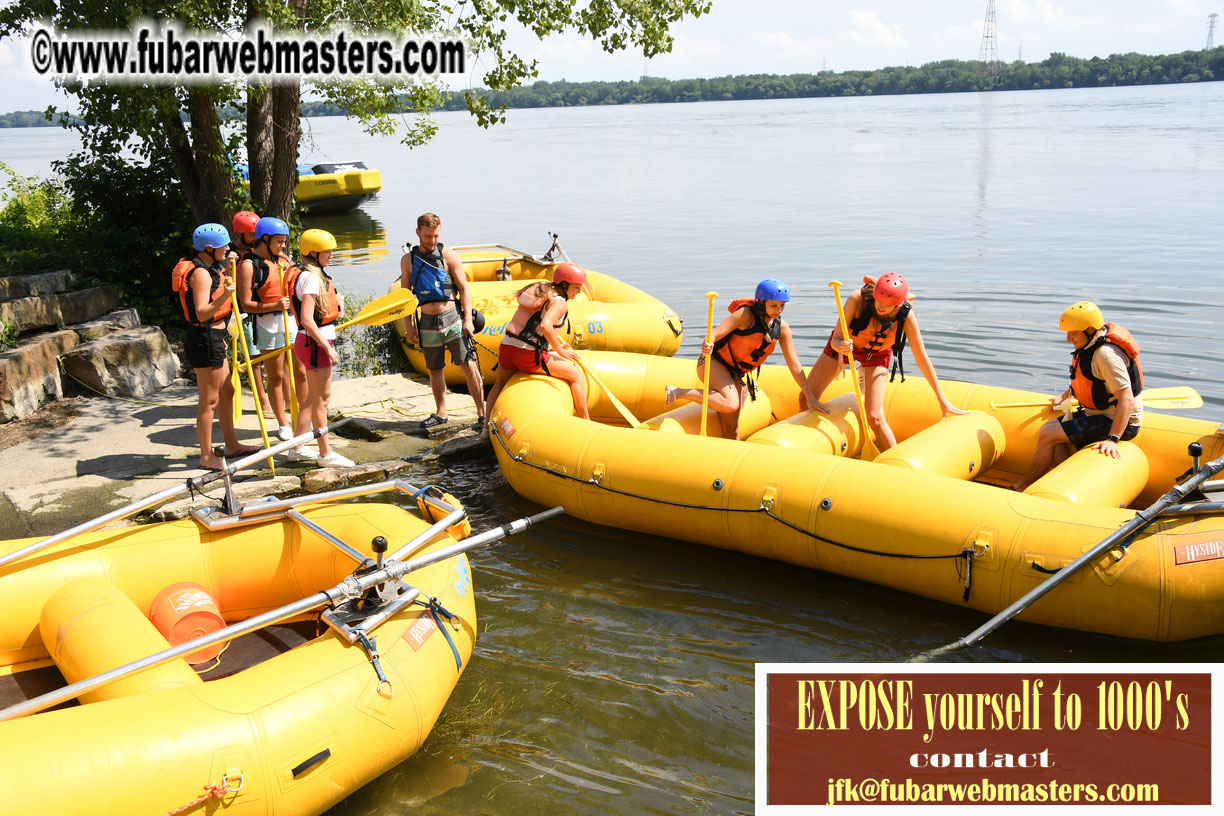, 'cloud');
842,10,906,49
998,0,1093,31
666,35,728,63
749,31,819,59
